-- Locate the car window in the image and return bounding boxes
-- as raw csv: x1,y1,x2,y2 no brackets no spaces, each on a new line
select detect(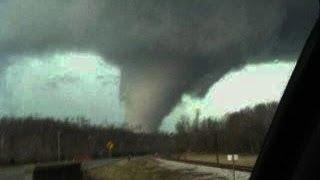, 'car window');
0,1,318,179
